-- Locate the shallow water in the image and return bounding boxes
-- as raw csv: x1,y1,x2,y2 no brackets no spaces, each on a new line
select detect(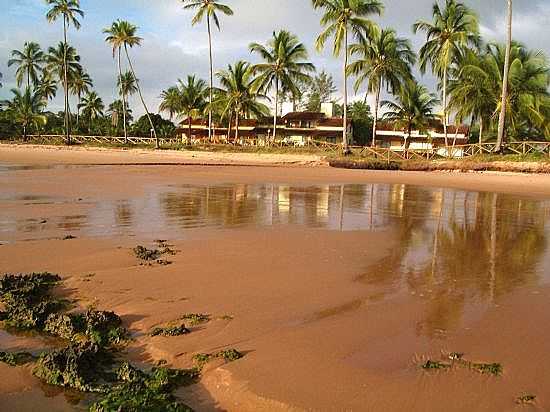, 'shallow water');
2,170,550,410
